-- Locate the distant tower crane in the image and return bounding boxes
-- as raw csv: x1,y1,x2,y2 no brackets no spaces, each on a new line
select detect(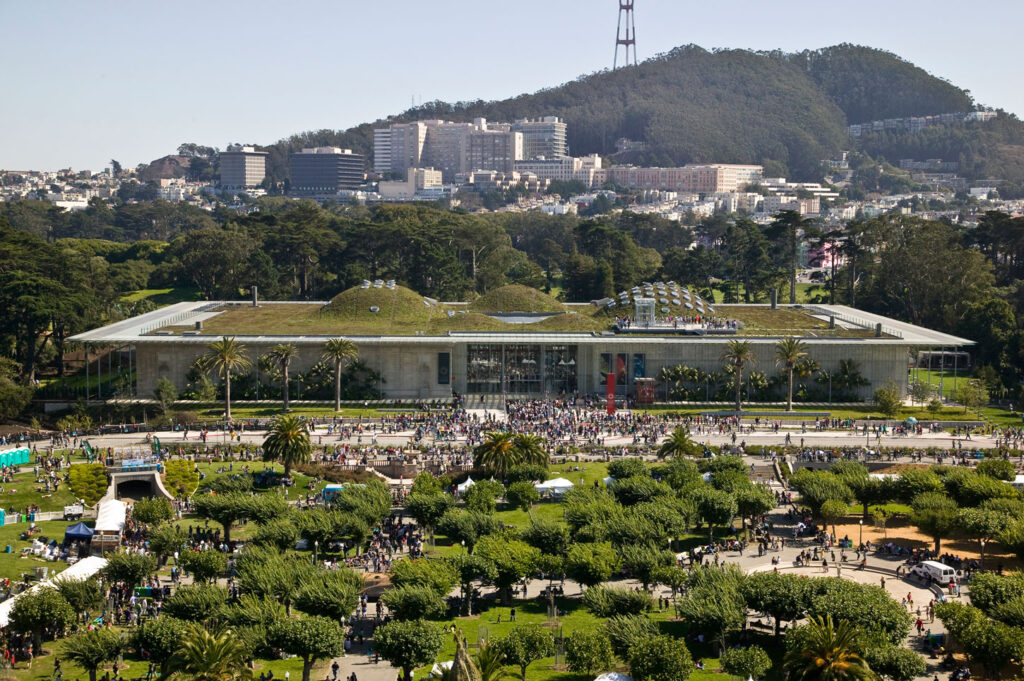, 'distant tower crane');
613,1,637,68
